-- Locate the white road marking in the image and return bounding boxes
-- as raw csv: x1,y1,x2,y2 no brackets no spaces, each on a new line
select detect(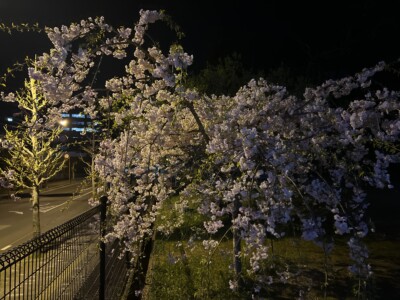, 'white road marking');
9,211,24,215
1,244,12,251
36,191,91,213
0,225,11,231
73,191,92,200
40,203,66,213
41,182,82,194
